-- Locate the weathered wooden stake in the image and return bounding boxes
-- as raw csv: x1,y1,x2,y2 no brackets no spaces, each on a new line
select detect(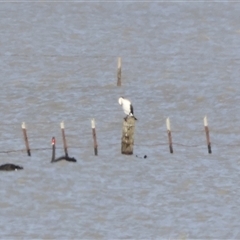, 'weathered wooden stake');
22,122,31,156
117,57,122,86
60,121,68,157
121,117,135,155
166,117,173,154
91,119,98,156
204,116,212,154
